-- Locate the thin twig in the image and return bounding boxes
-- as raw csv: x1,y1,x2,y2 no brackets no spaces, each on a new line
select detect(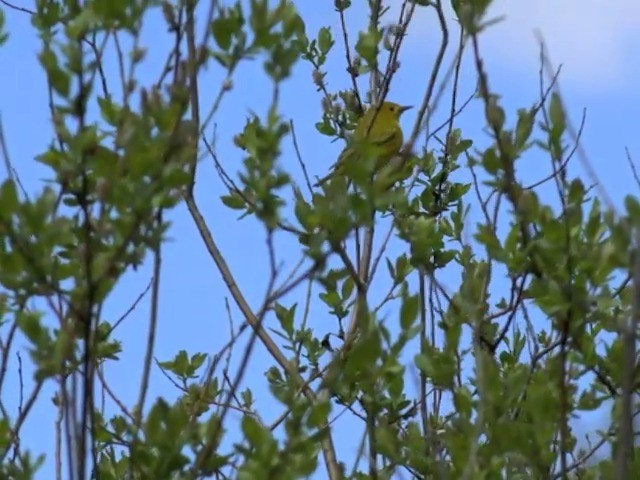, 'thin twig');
290,119,314,195
535,33,615,213
184,195,341,479
616,231,640,477
0,115,28,199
